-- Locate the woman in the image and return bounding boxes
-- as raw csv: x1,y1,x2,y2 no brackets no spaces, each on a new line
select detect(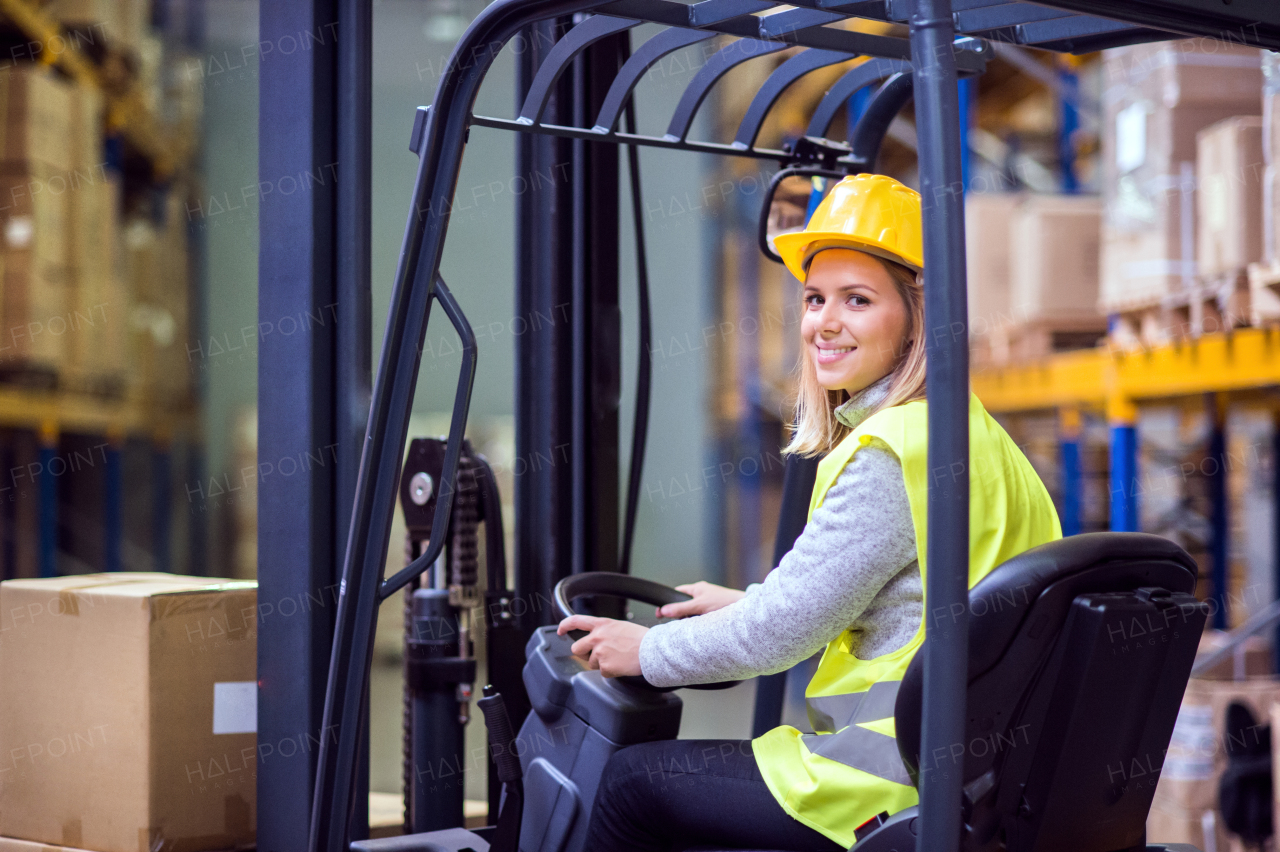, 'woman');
558,174,1061,851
